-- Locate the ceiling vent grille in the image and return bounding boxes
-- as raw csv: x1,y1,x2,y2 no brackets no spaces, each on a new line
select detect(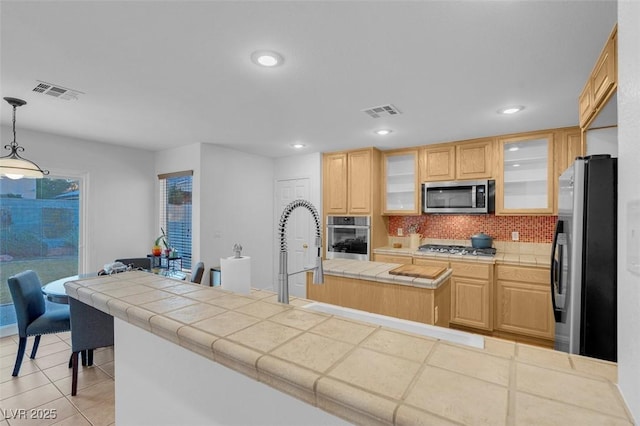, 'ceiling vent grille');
32,81,83,101
361,104,402,119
